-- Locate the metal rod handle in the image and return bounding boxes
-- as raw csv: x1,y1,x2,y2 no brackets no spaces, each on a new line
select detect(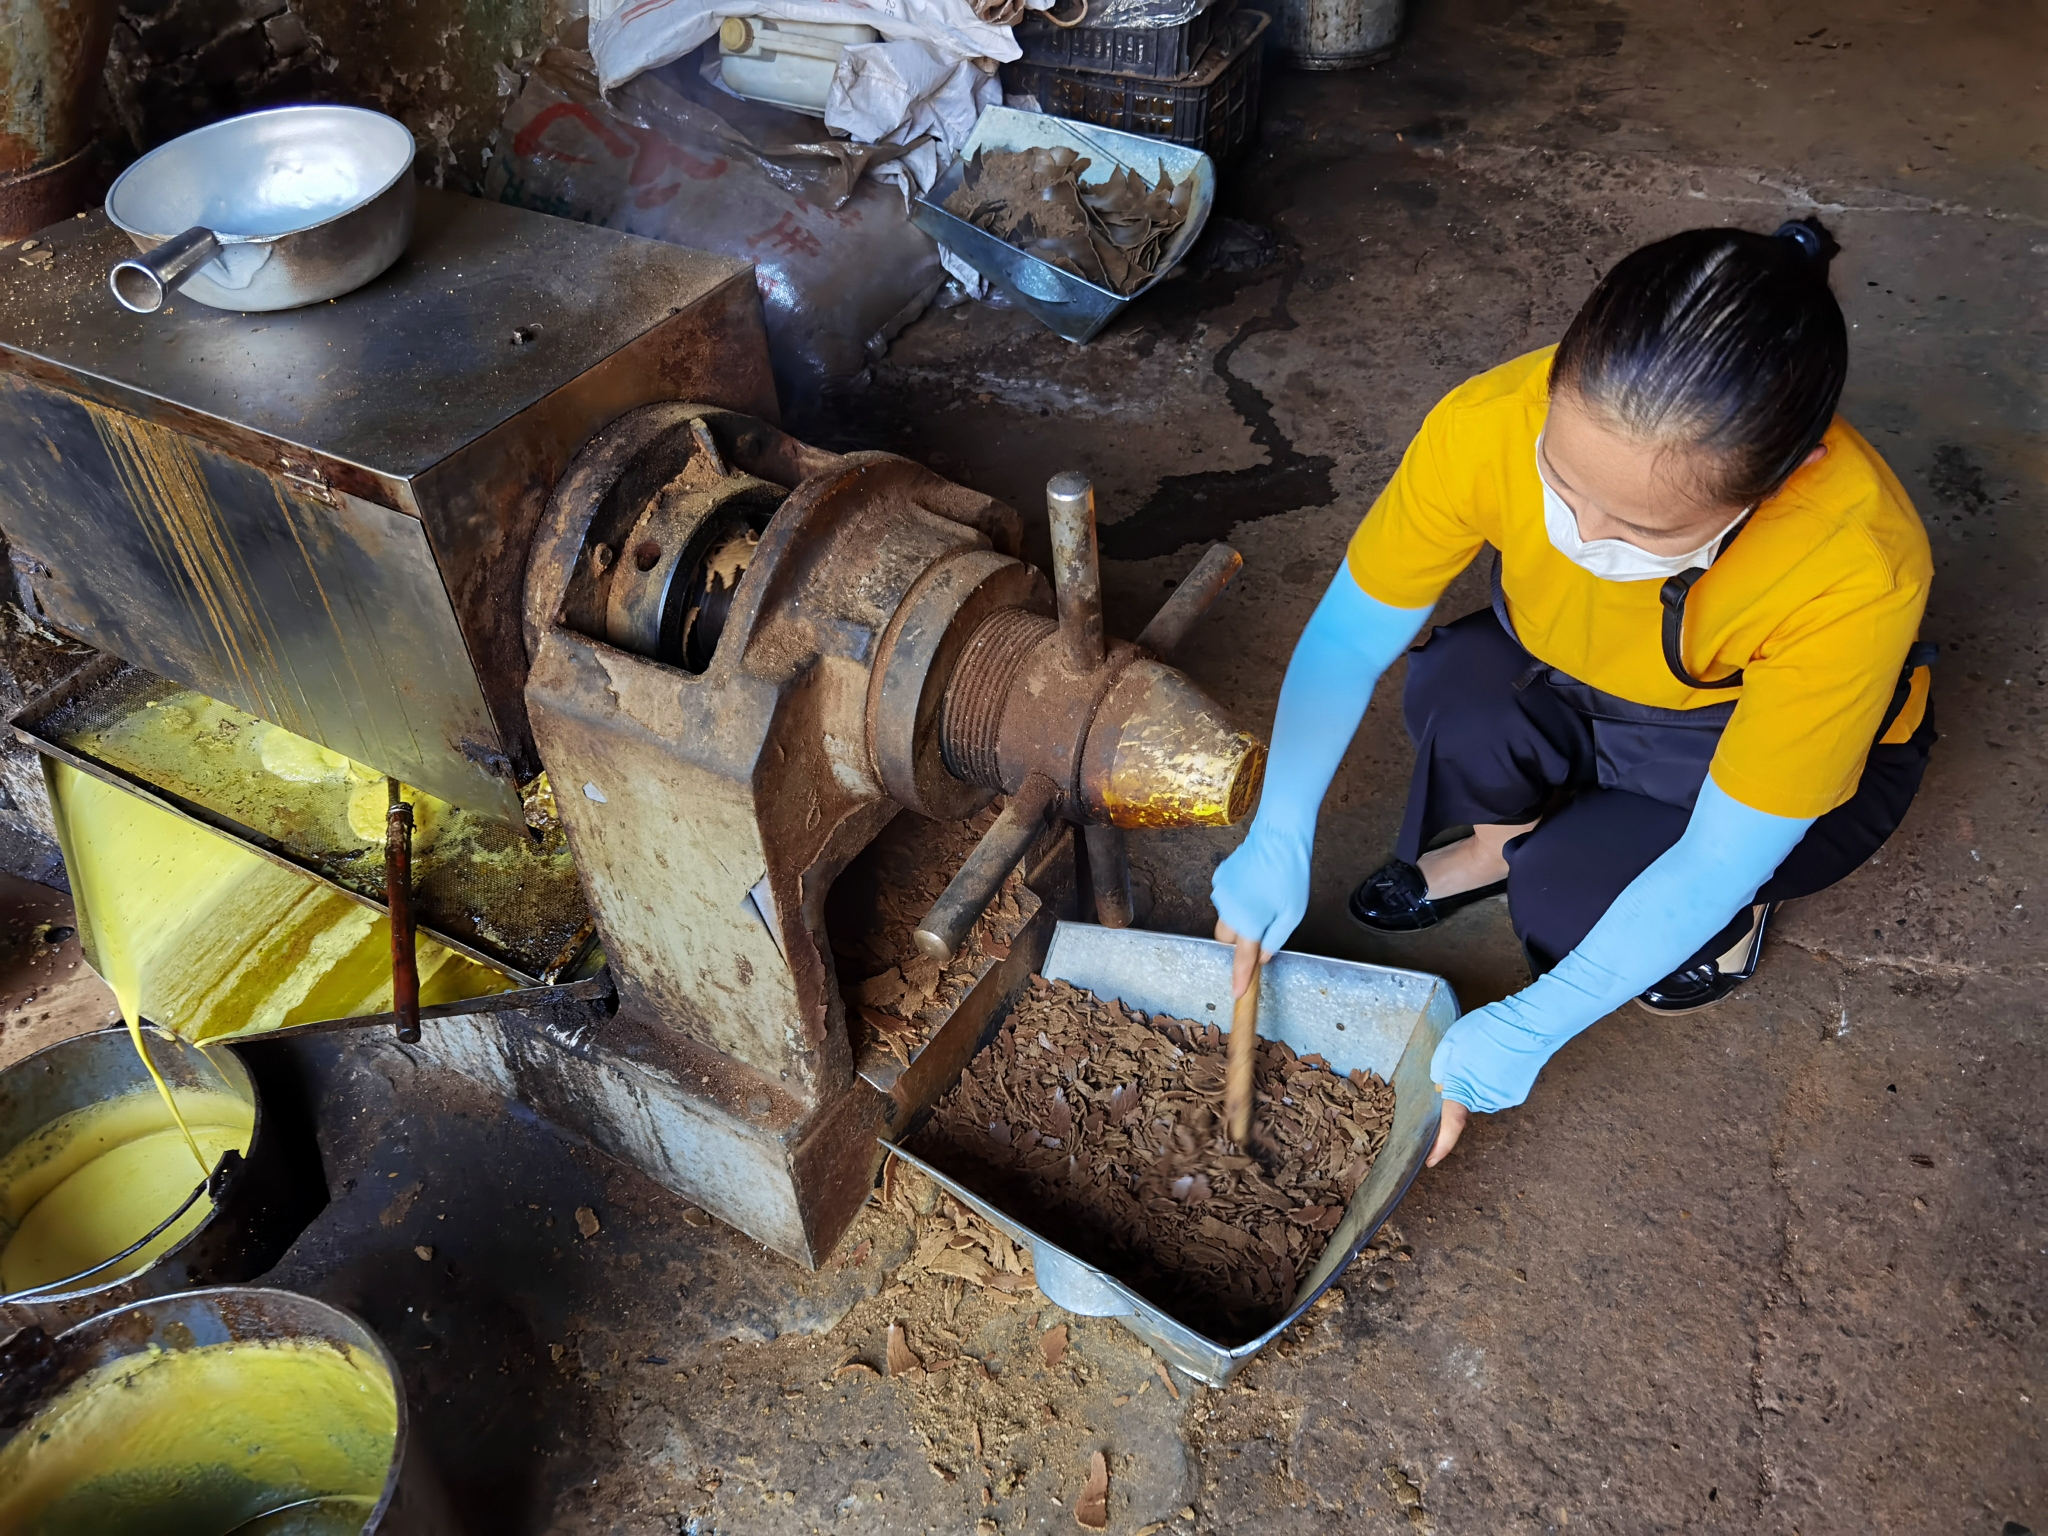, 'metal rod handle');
1136,543,1242,660
1045,472,1104,673
109,225,222,313
913,773,1058,962
385,779,421,1044
1083,822,1134,929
